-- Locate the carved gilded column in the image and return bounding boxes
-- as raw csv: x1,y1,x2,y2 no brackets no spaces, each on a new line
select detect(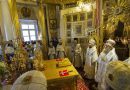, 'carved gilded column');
0,2,5,41
0,0,16,41
8,0,21,38
96,0,103,52
36,4,48,59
